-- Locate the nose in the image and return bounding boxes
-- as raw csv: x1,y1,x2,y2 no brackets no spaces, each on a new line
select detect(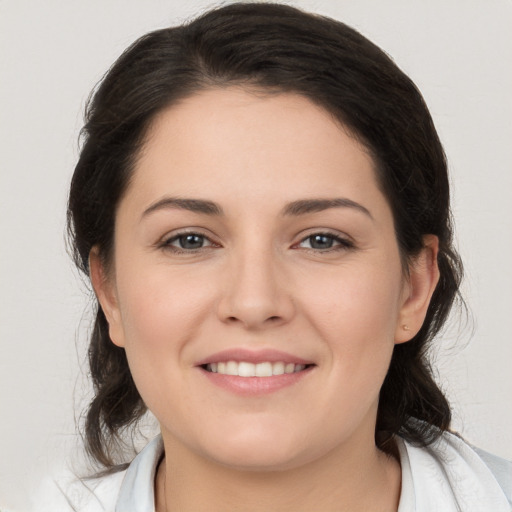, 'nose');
217,246,295,330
